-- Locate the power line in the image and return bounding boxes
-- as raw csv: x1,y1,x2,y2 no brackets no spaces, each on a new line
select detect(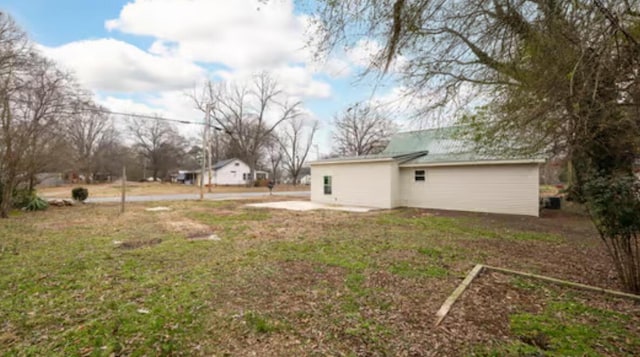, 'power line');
86,106,225,131
83,107,200,126
13,96,223,129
